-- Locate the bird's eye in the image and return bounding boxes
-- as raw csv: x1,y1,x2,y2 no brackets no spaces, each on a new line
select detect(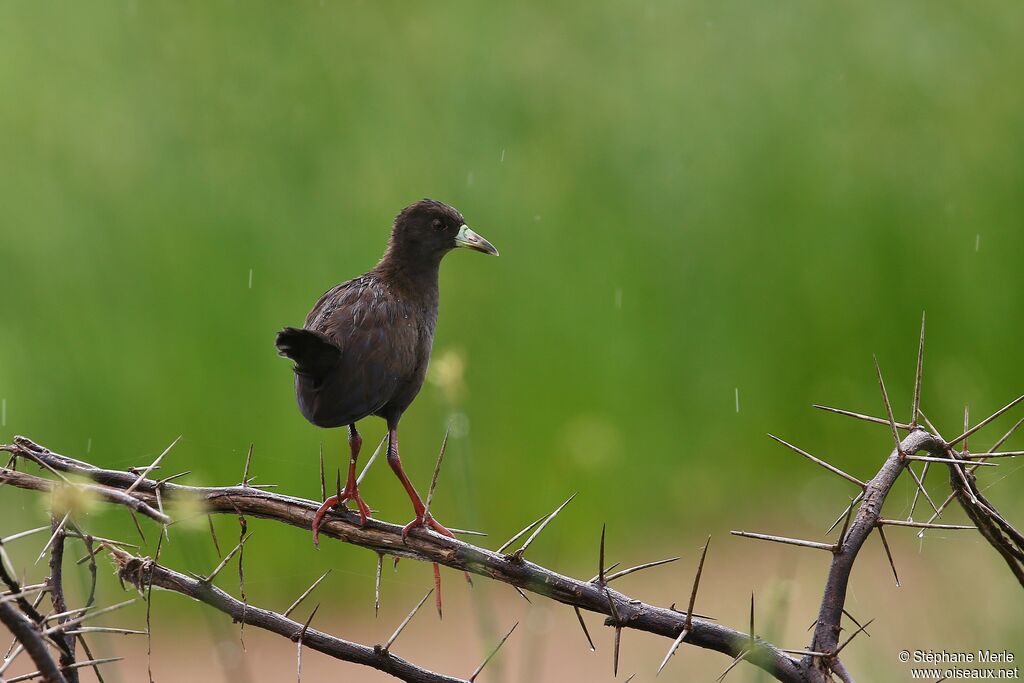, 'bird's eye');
431,219,444,231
